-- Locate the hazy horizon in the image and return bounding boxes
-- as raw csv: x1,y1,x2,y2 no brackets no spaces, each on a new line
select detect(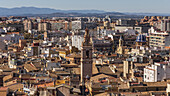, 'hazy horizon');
1,0,170,13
